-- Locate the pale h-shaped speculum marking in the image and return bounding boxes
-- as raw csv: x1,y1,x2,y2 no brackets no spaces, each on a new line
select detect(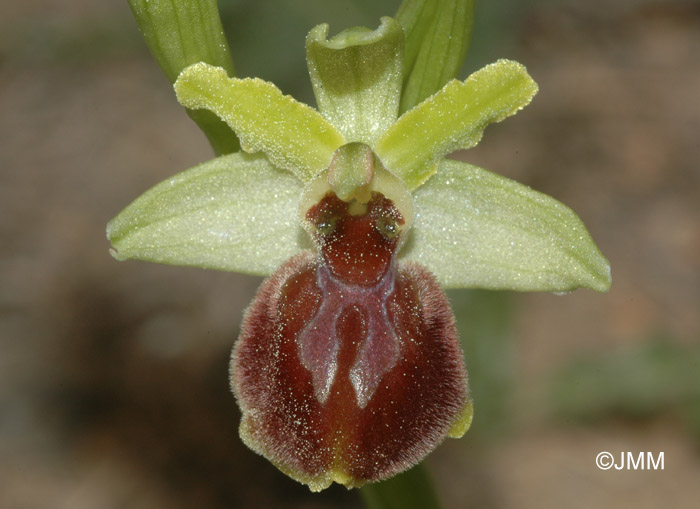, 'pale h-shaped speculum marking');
297,261,401,408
